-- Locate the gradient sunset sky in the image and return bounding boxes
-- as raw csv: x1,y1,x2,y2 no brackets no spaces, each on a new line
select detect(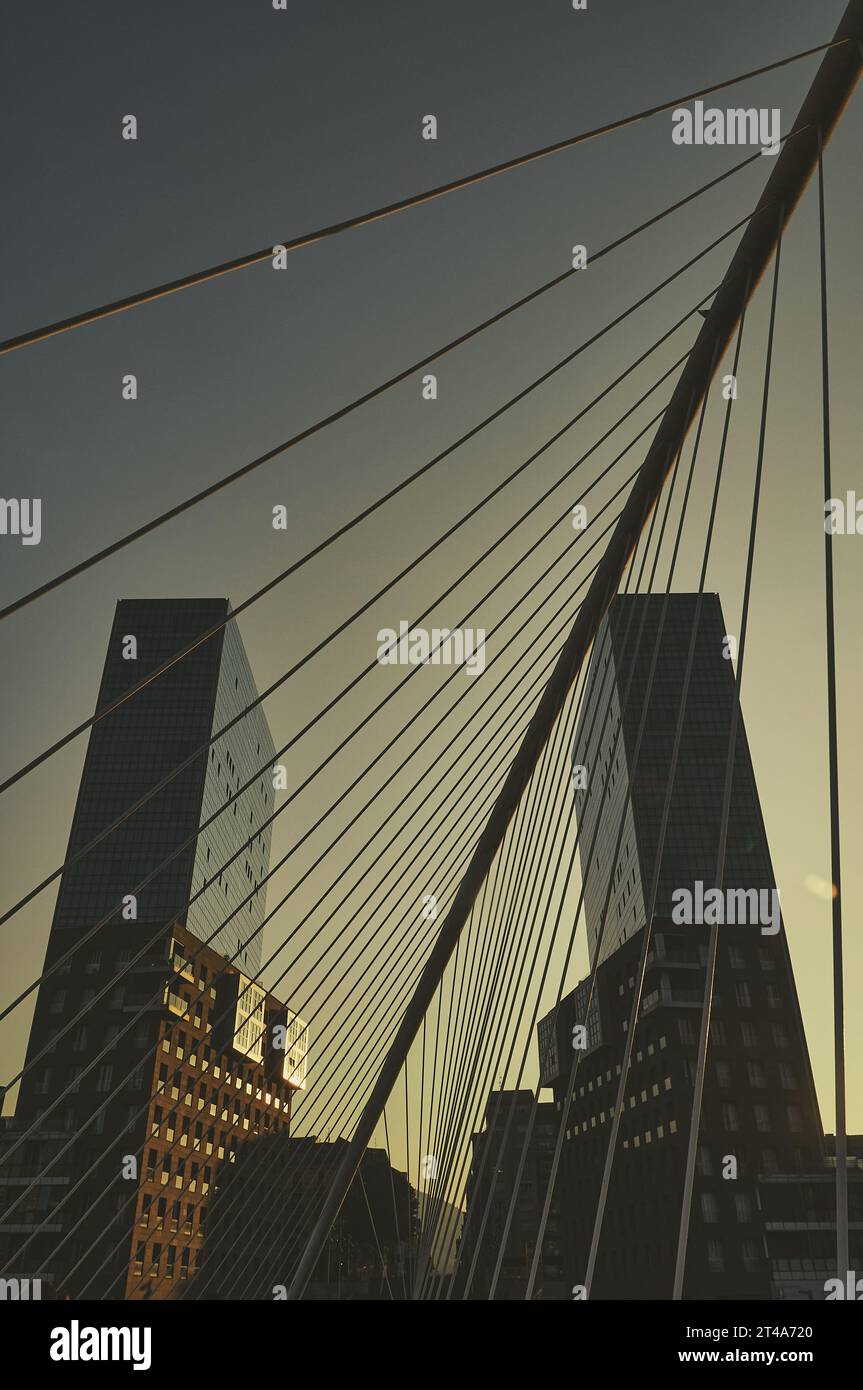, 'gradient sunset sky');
1,0,861,1197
